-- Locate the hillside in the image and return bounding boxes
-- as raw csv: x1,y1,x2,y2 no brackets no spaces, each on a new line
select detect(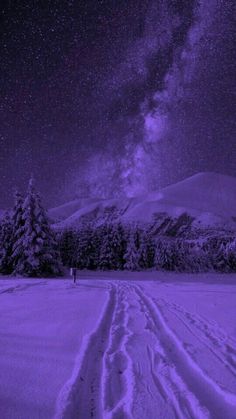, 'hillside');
50,172,236,231
49,198,101,223
147,172,236,218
